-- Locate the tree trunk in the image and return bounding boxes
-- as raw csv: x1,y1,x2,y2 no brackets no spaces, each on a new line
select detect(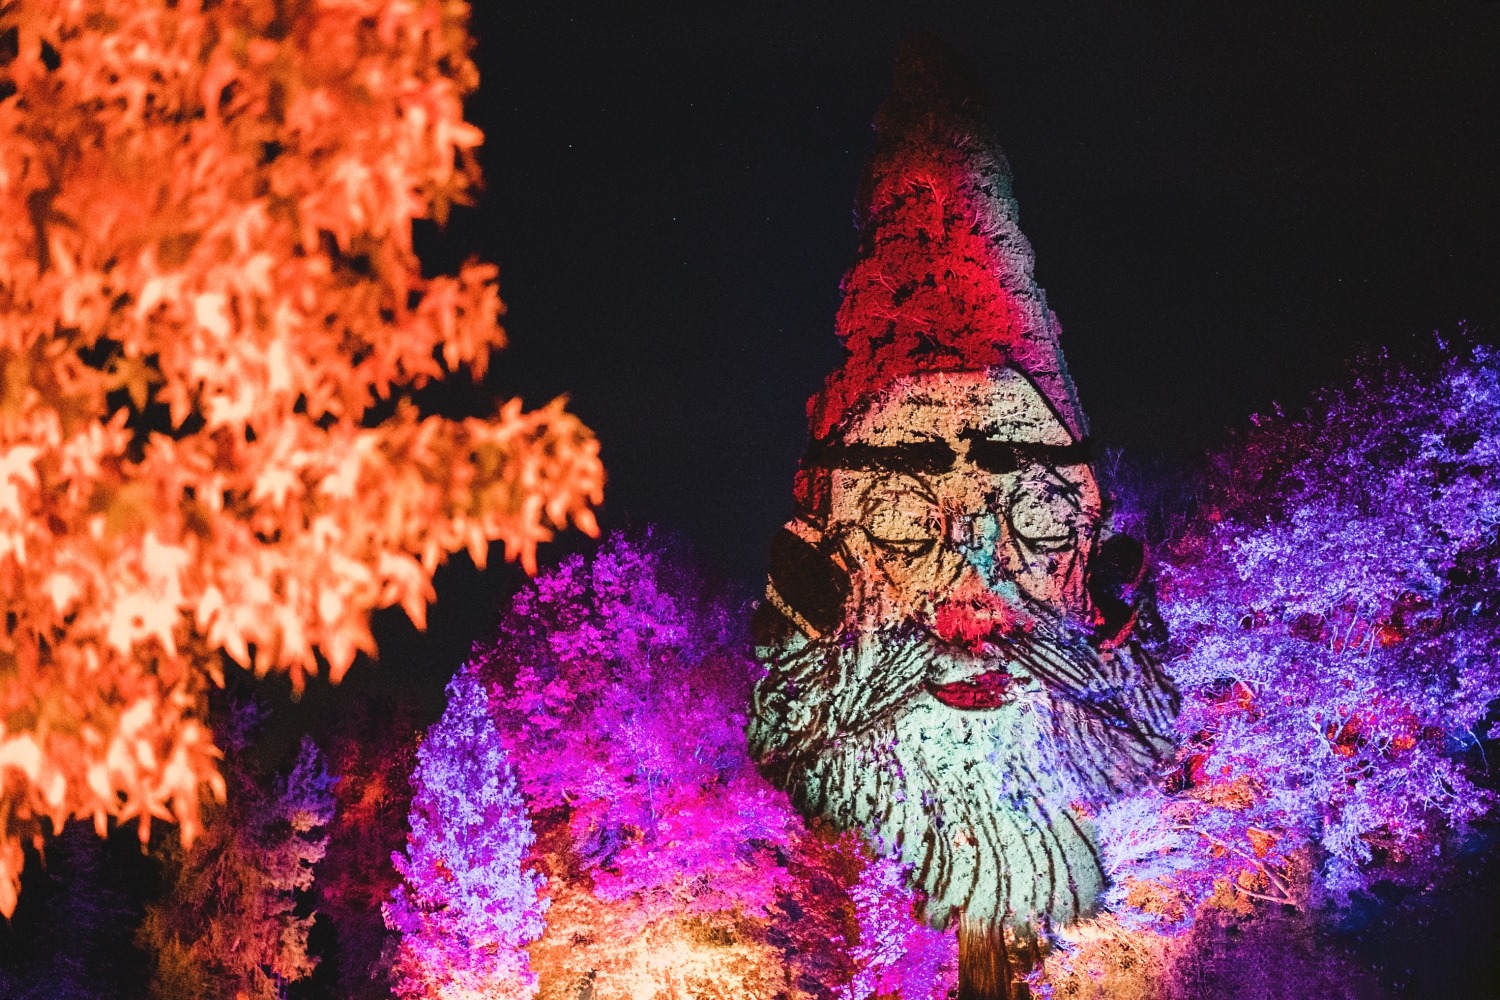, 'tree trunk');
957,916,1037,1000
